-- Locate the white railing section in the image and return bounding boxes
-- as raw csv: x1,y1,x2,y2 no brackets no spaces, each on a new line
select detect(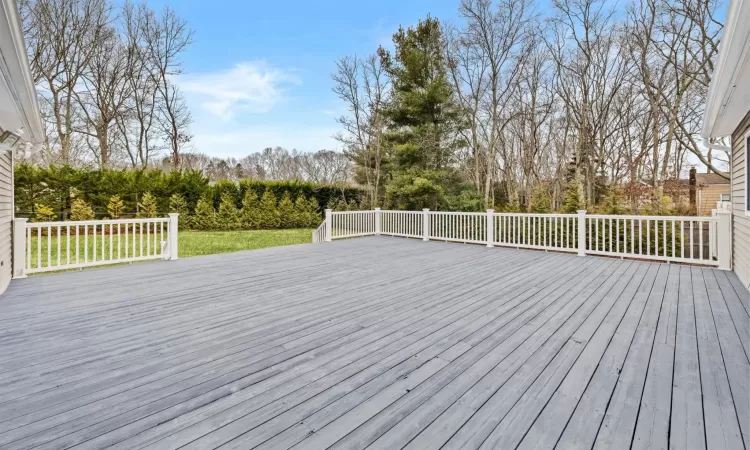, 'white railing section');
319,208,732,268
494,213,579,252
382,210,424,238
13,214,179,277
584,214,716,265
430,211,487,244
329,210,376,239
312,221,326,243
